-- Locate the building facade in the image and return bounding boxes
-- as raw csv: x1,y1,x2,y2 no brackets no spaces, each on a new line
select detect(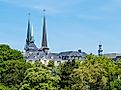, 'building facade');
24,14,87,65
